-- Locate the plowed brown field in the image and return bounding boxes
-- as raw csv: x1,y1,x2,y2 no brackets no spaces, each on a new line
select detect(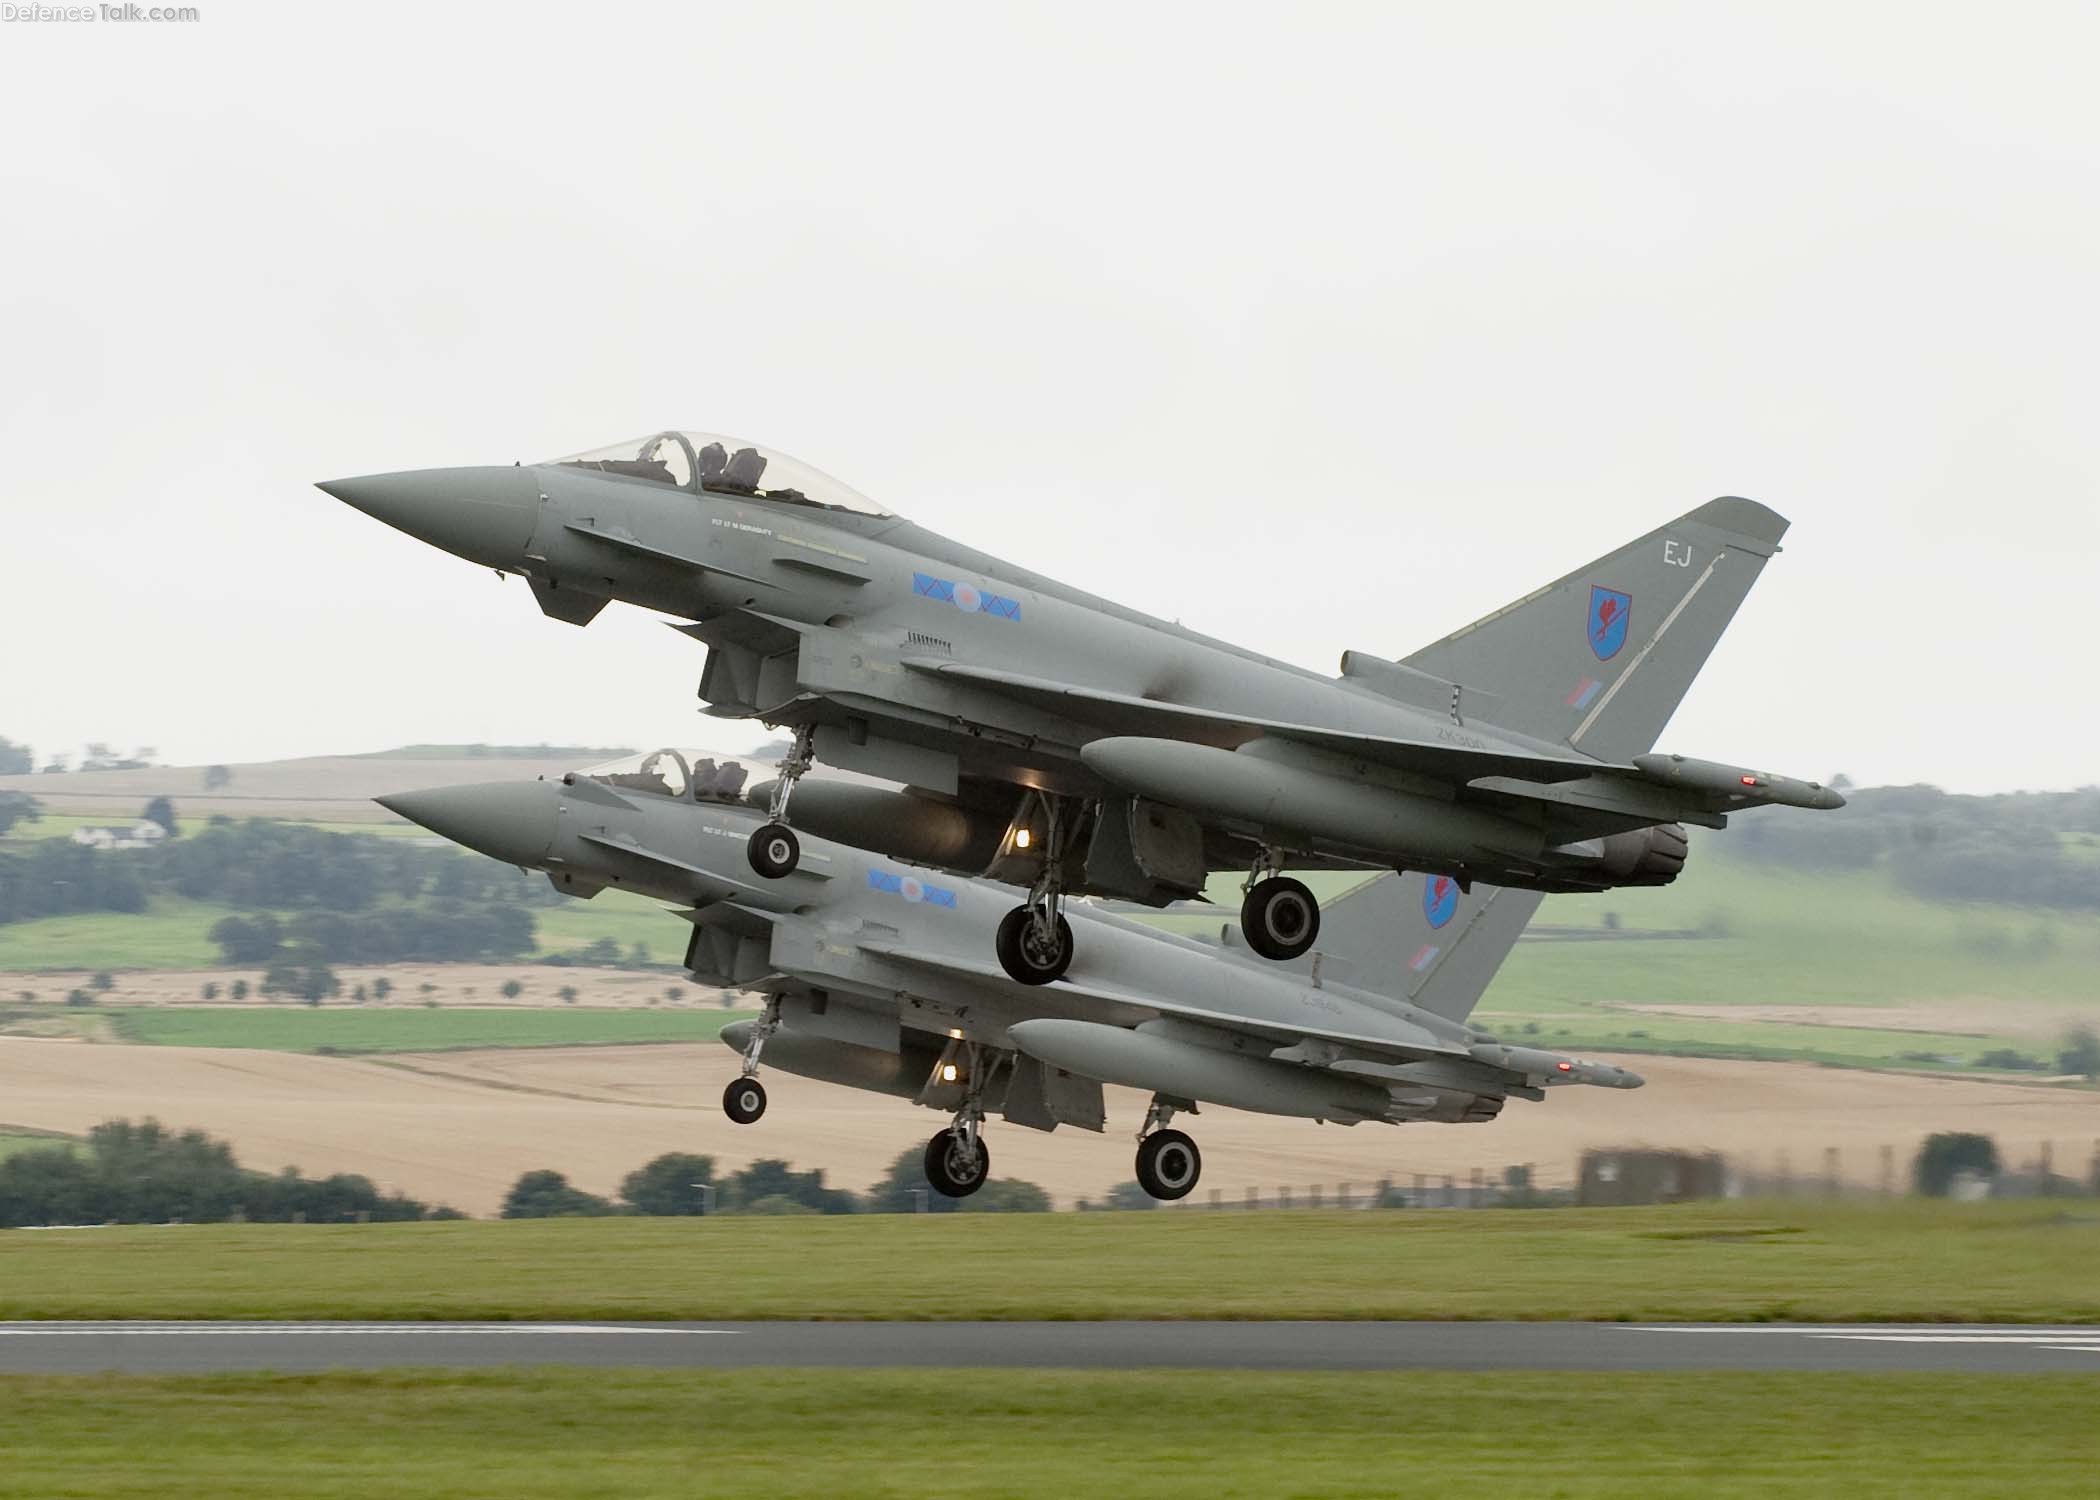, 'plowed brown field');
4,1036,2094,1215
